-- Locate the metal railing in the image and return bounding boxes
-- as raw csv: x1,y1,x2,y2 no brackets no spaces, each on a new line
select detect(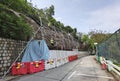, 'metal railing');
107,60,120,76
